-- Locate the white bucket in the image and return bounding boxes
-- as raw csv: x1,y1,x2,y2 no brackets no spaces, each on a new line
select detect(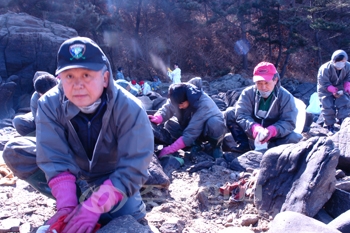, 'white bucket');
294,97,306,134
